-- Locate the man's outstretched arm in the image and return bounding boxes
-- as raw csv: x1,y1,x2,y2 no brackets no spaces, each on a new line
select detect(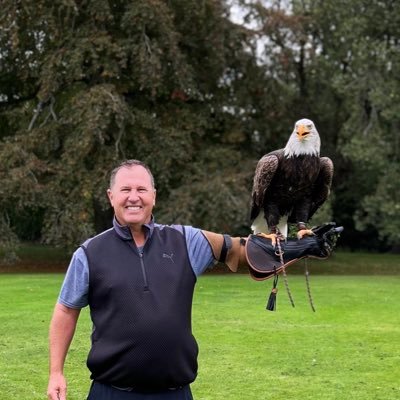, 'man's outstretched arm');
47,303,81,400
202,222,343,279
